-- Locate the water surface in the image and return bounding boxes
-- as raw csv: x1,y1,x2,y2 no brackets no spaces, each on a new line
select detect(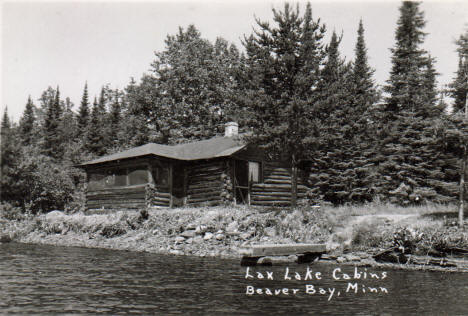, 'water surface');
0,243,467,315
